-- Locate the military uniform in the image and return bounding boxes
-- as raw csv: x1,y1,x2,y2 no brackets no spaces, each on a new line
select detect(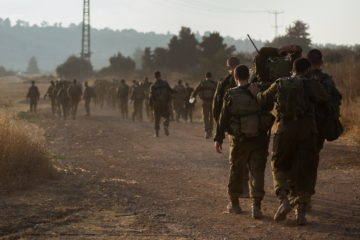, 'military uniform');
192,78,217,138
142,80,153,121
118,82,130,119
68,83,83,119
215,84,273,217
46,83,56,115
131,84,145,121
308,69,342,196
256,75,329,216
184,85,194,122
26,84,40,113
172,83,187,122
213,74,249,195
149,79,172,137
83,85,96,116
57,85,71,120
